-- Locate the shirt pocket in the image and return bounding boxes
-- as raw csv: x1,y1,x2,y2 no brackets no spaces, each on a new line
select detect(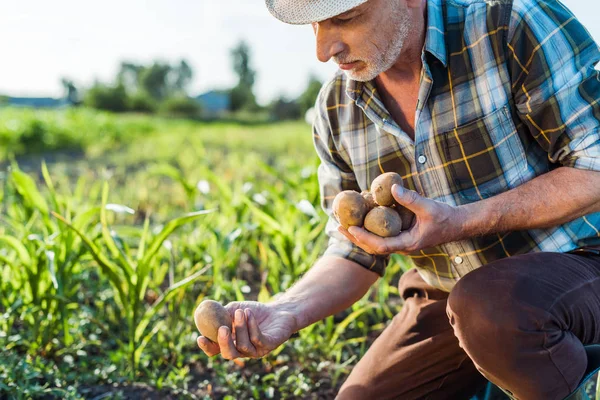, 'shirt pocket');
437,105,528,203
